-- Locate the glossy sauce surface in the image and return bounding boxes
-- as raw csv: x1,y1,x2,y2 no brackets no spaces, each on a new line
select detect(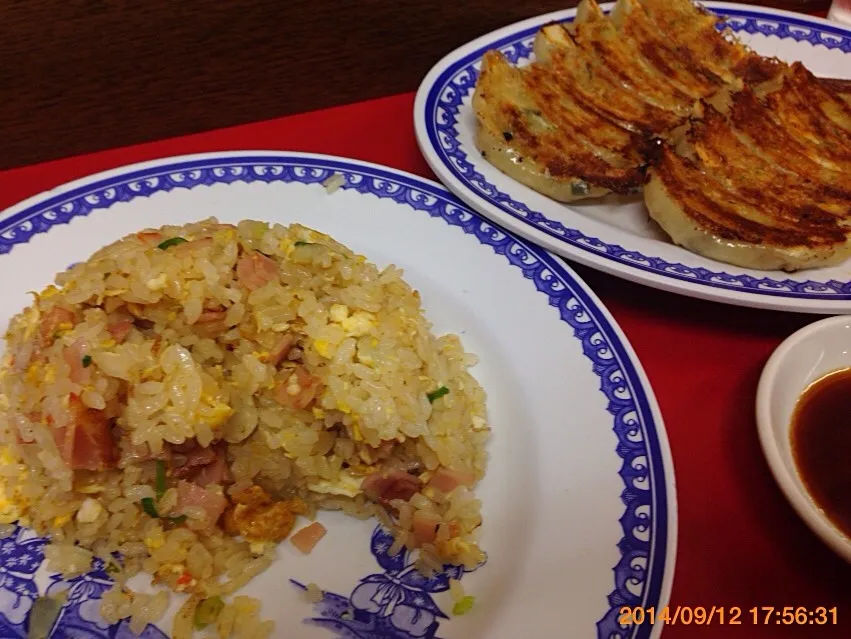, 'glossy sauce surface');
792,367,851,538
